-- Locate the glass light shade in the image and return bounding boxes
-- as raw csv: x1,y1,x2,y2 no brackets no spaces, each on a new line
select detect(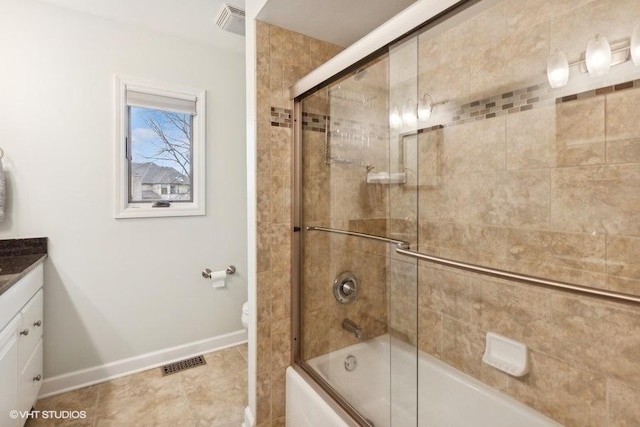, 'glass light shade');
389,104,402,129
417,94,433,121
402,99,417,126
547,50,570,88
585,35,612,76
631,24,640,66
